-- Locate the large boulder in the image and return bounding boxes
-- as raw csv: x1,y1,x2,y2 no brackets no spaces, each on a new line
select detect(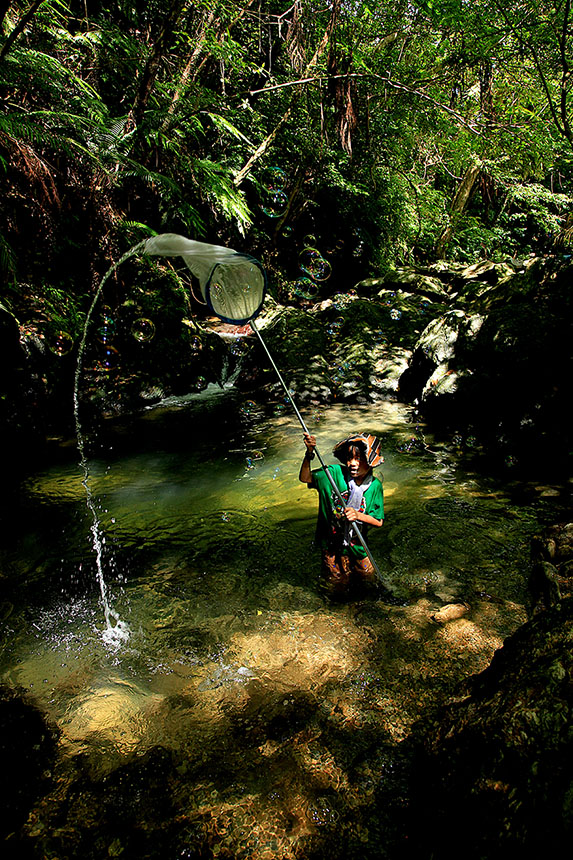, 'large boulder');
237,292,432,405
398,310,485,407
397,256,573,471
529,522,573,615
408,594,573,857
